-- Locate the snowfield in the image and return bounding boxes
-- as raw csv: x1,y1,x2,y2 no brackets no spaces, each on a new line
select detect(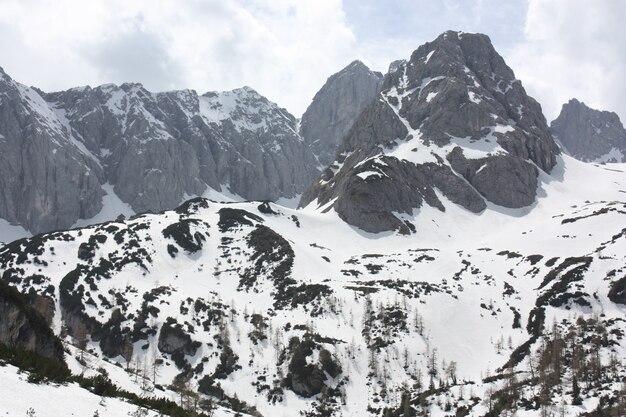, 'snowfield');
0,155,625,417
